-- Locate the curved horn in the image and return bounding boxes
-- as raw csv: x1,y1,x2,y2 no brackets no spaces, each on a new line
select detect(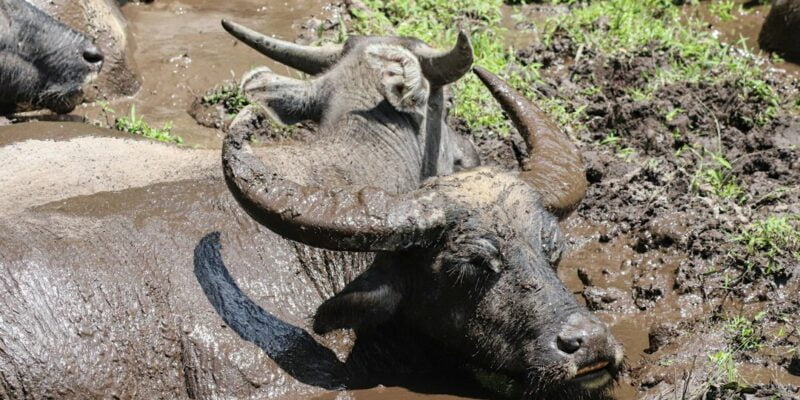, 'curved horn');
221,108,446,251
473,67,587,219
417,31,474,86
222,20,343,75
